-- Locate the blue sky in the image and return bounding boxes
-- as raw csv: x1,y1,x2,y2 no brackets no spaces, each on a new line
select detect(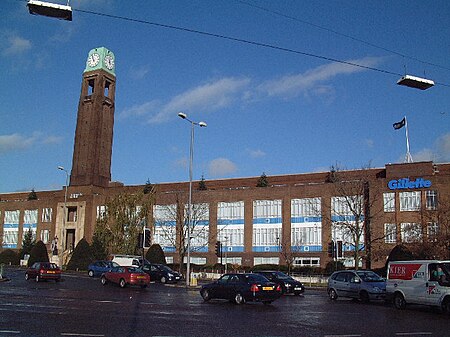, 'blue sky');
1,0,449,193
